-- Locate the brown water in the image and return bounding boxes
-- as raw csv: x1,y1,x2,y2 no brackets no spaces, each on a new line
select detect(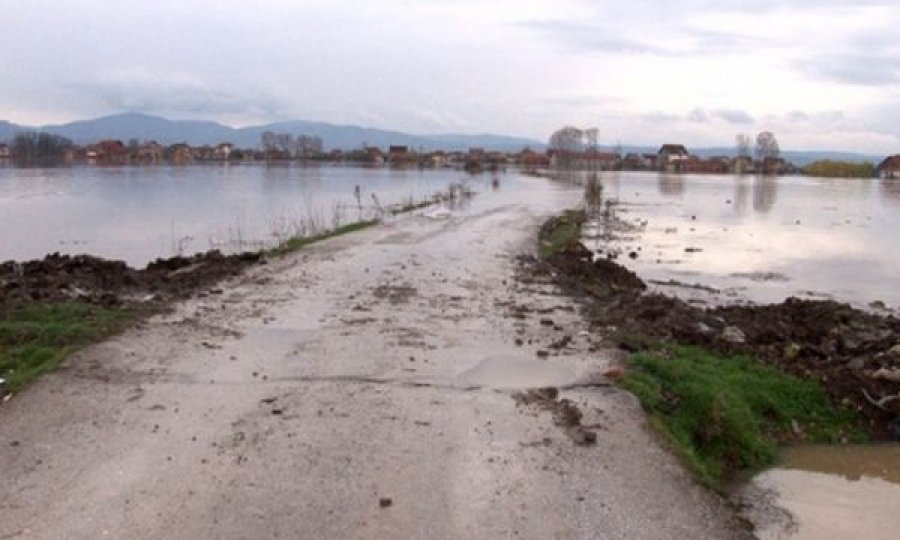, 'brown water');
779,444,900,484
744,445,900,539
